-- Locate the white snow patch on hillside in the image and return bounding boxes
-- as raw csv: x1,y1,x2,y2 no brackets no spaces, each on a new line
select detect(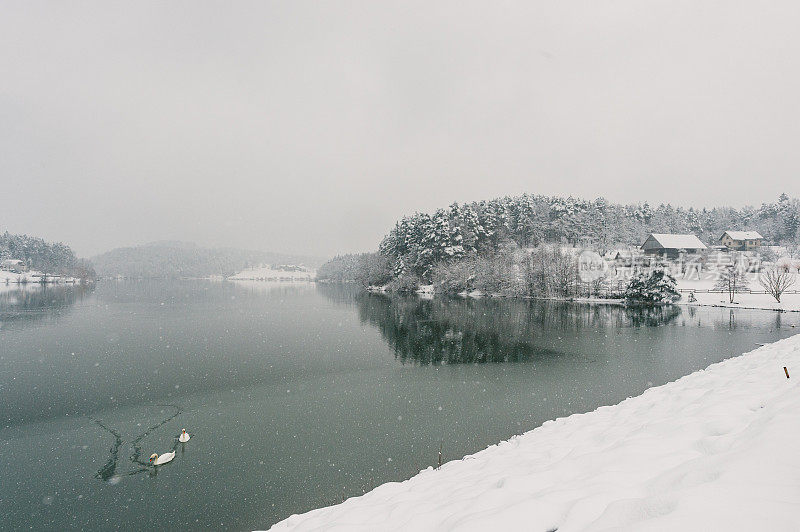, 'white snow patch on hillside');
269,334,800,531
227,265,314,281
